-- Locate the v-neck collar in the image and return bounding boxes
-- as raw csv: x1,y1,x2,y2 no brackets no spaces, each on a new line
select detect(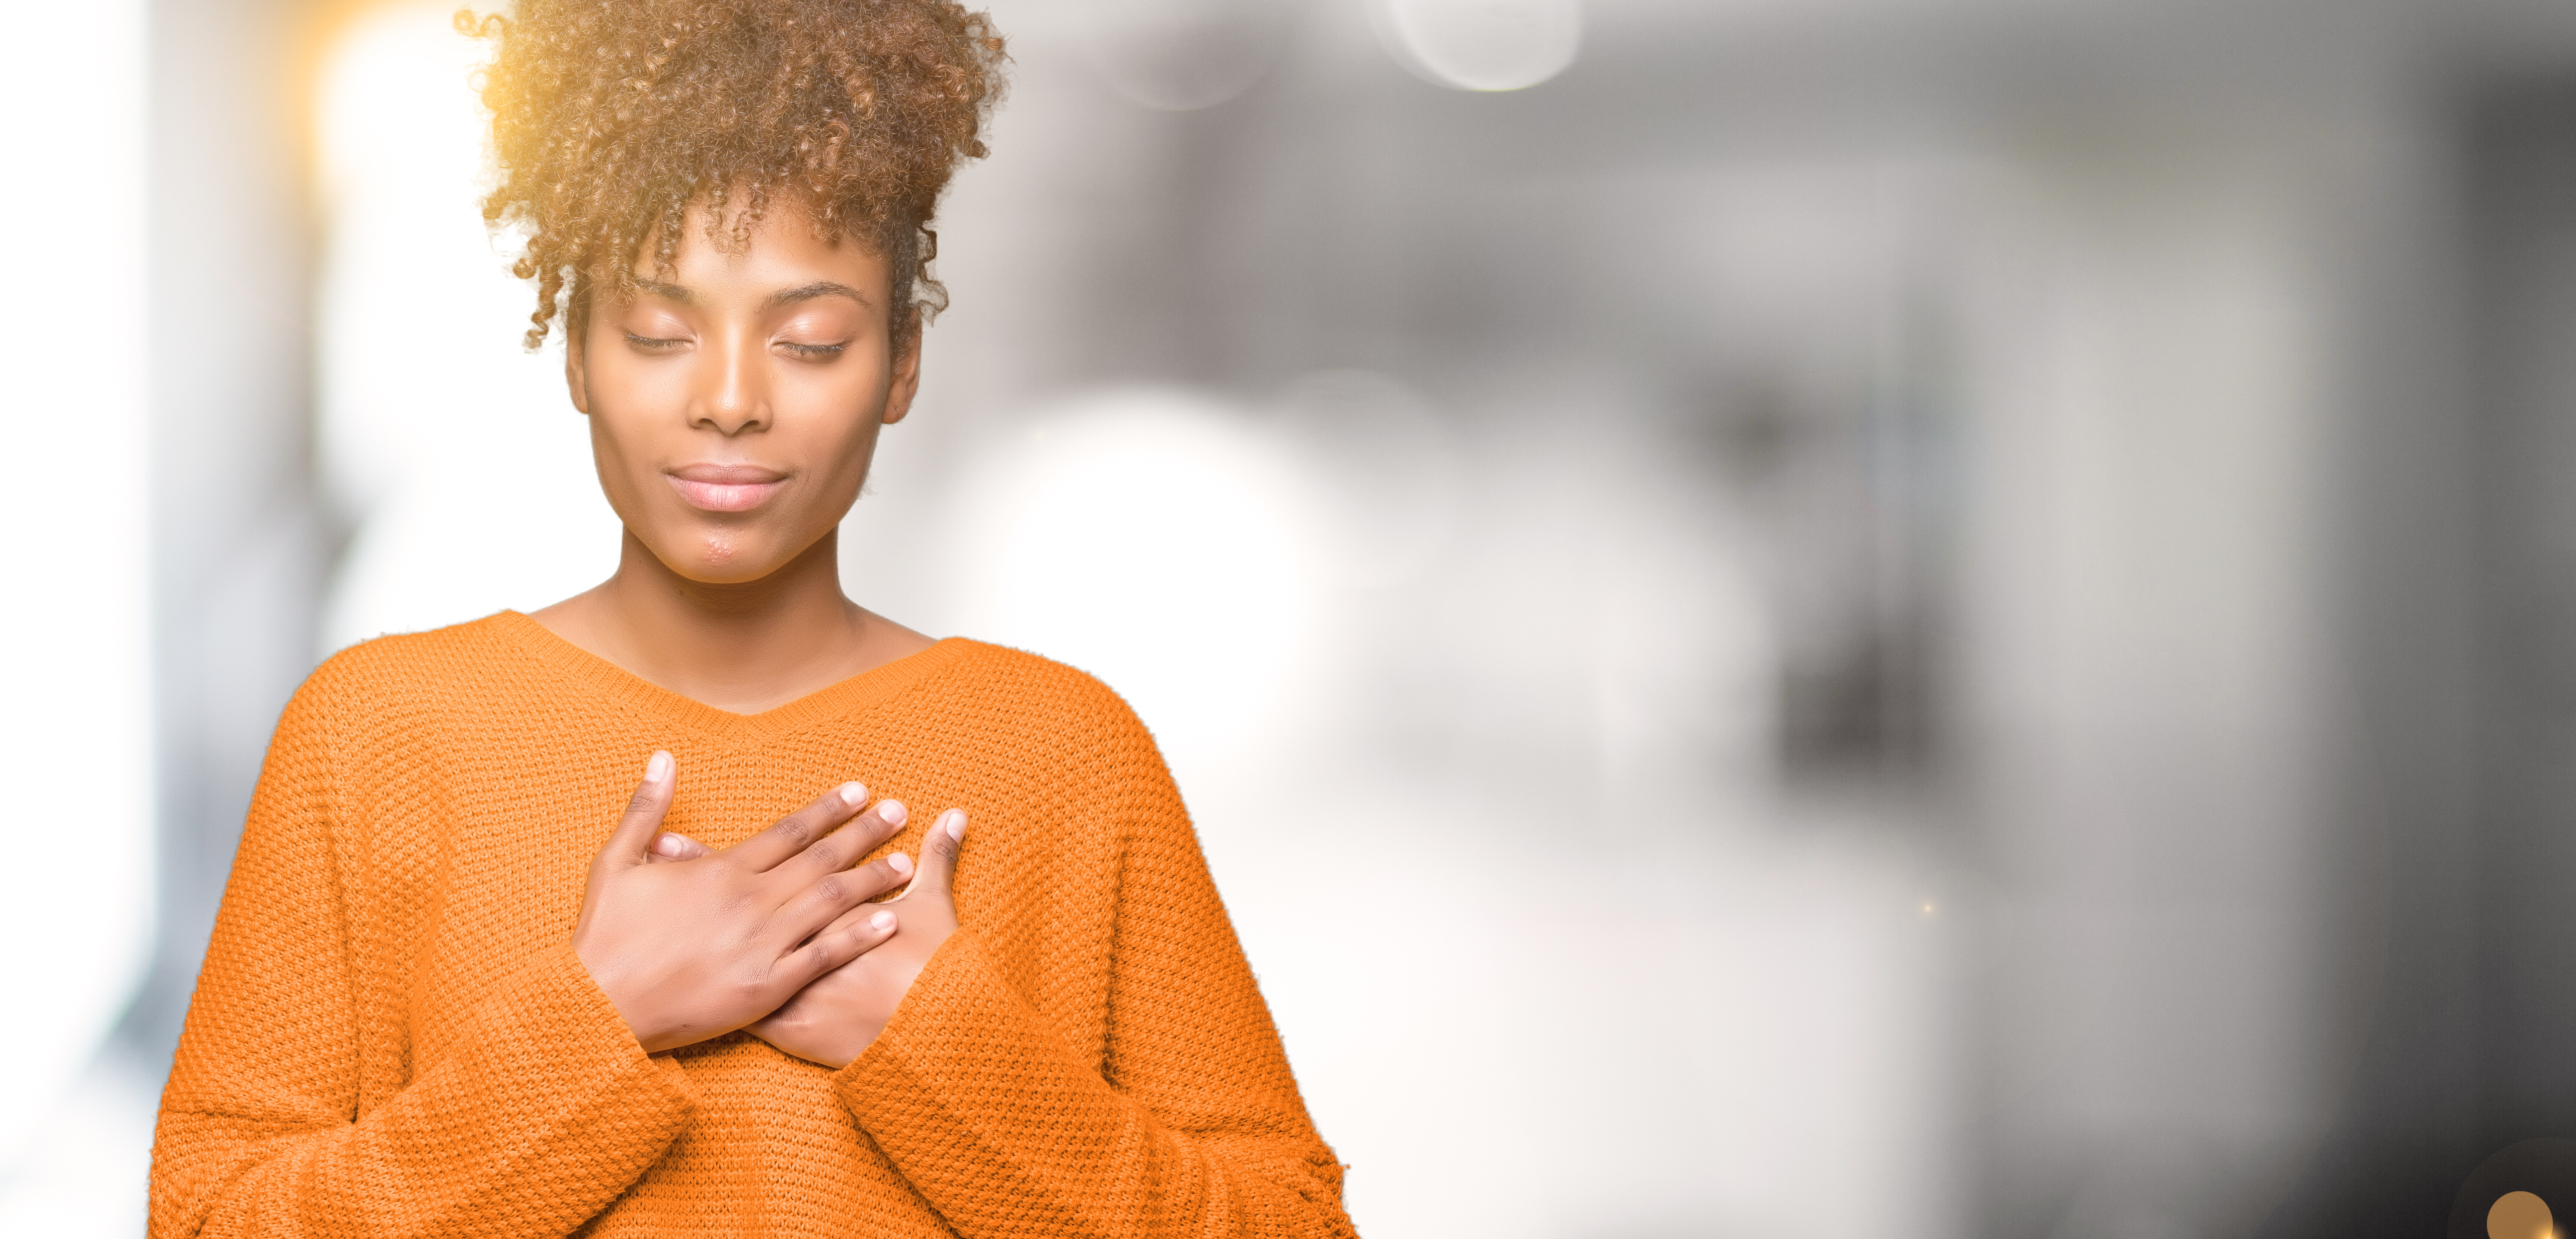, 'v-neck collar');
486,610,974,744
